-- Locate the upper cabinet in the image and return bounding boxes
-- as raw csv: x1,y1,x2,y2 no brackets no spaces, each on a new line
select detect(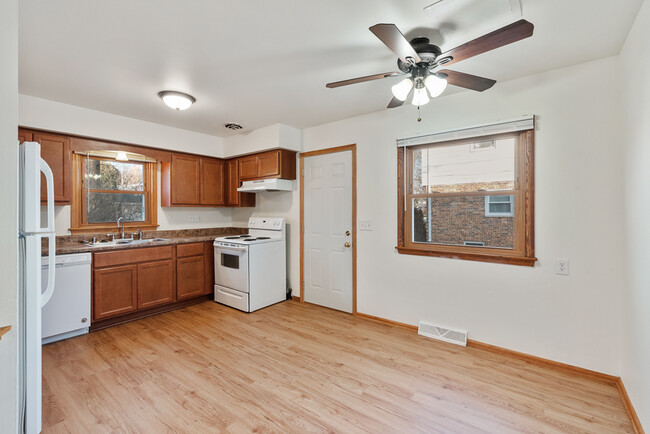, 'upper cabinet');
161,154,225,207
18,129,72,205
238,149,297,181
225,158,255,207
